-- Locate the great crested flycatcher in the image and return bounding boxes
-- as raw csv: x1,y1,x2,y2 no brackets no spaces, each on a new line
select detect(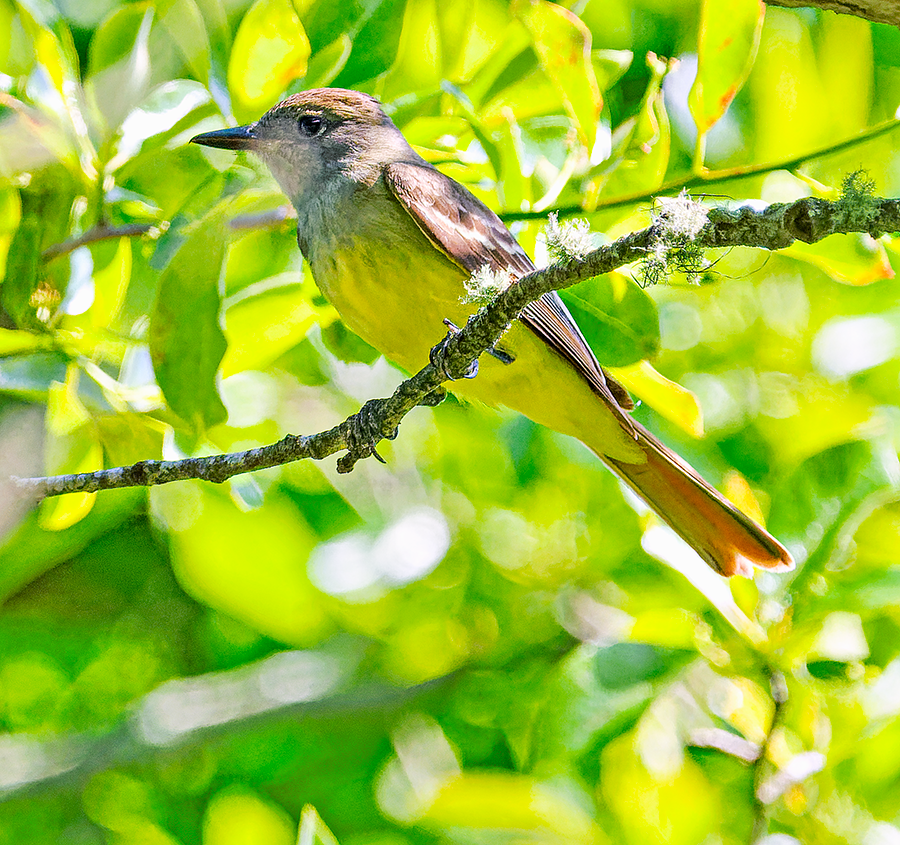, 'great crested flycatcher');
191,87,793,578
